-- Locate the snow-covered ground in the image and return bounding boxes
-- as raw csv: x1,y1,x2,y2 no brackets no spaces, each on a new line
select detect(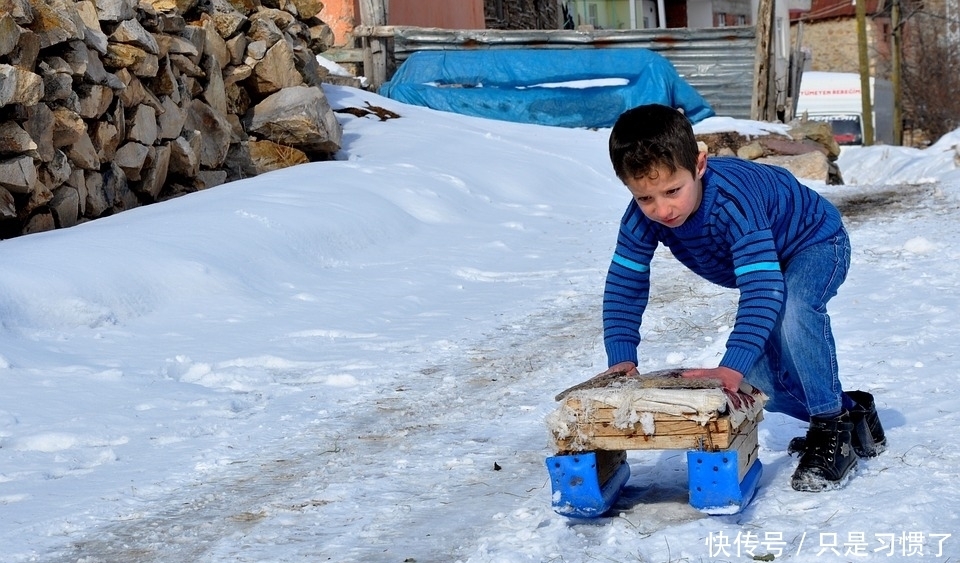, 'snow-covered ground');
2,85,959,562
